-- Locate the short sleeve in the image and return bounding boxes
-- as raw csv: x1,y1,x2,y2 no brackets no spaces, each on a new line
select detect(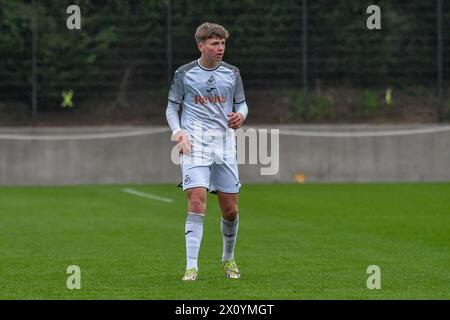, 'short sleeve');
234,70,246,105
168,69,184,104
